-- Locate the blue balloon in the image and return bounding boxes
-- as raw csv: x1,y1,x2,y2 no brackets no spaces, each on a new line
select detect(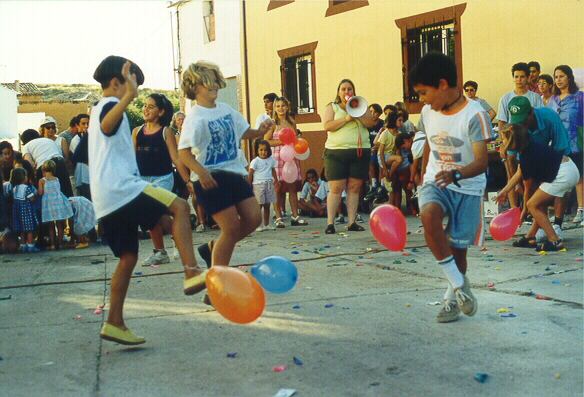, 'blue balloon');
251,256,298,294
